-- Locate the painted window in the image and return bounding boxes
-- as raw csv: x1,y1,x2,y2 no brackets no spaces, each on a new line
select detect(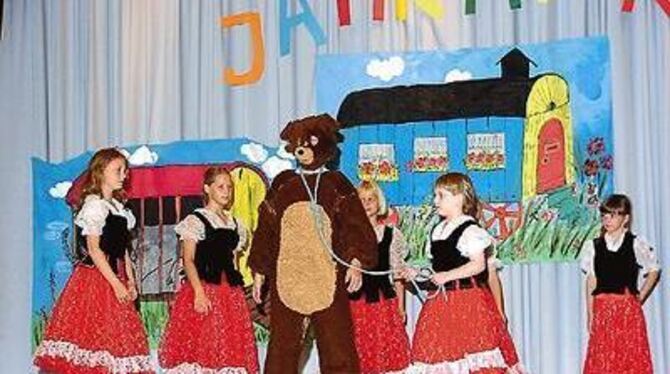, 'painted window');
358,143,399,182
466,133,506,170
412,137,448,172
